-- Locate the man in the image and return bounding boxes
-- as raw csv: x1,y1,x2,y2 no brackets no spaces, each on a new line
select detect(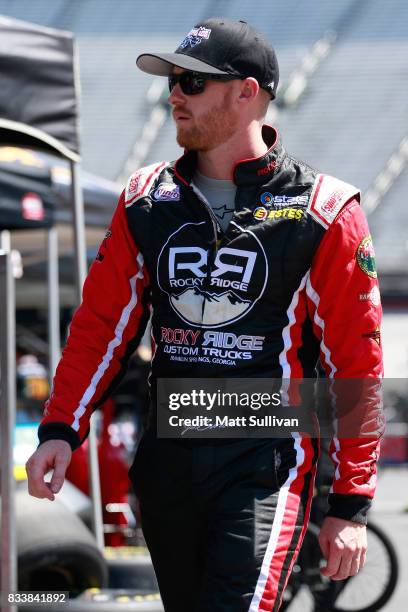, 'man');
26,18,383,611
